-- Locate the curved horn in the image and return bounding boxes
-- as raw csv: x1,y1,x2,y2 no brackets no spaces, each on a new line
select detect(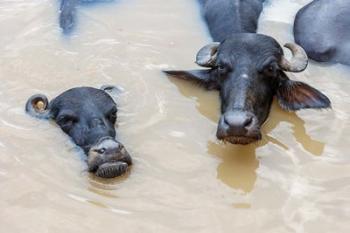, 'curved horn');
196,42,220,67
279,43,308,72
25,94,51,119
